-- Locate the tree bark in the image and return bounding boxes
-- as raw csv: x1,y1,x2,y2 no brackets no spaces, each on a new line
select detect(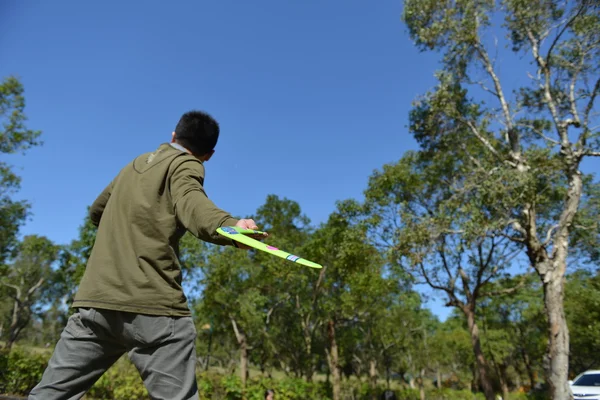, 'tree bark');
437,366,442,389
369,358,377,400
240,334,248,392
3,278,45,350
542,273,570,400
465,308,495,400
498,363,509,400
298,267,325,383
385,364,391,388
326,320,341,400
526,167,580,399
304,336,314,382
230,316,249,396
204,329,213,371
418,368,425,400
5,297,26,350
